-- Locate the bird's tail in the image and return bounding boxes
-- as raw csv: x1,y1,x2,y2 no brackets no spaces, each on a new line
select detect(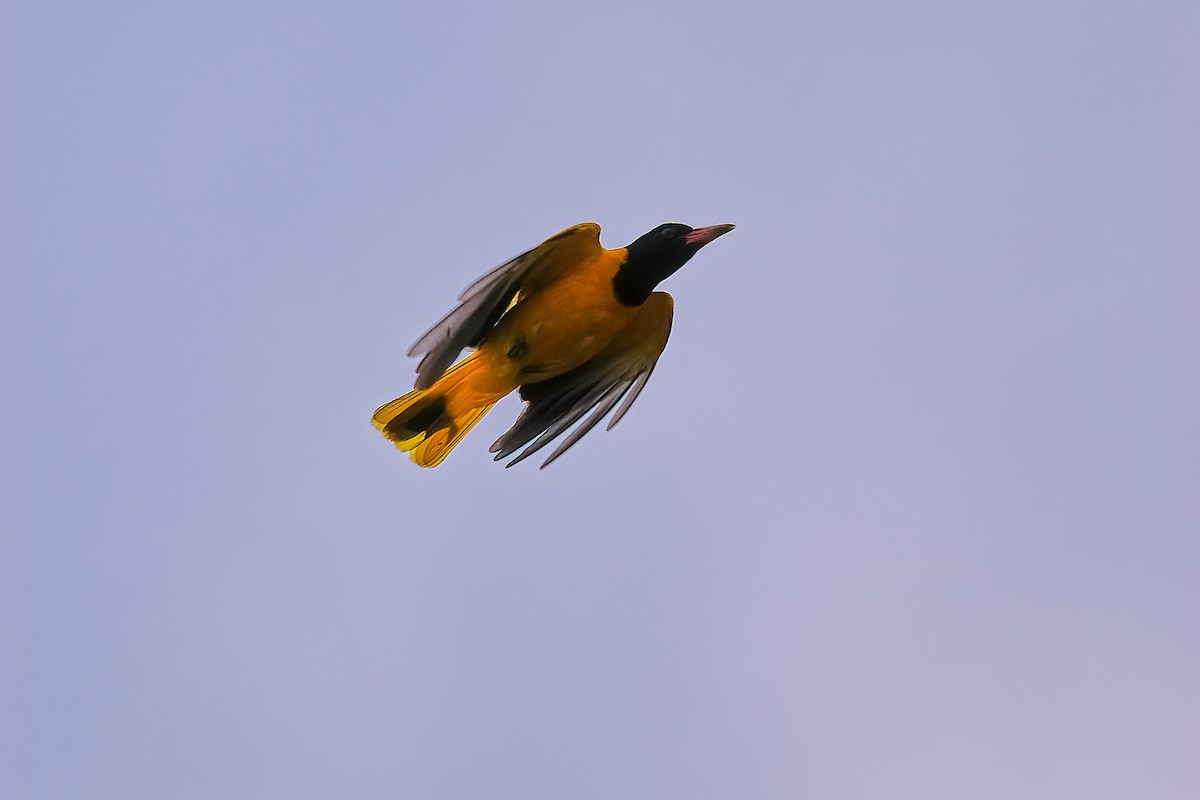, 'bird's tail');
372,354,508,468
